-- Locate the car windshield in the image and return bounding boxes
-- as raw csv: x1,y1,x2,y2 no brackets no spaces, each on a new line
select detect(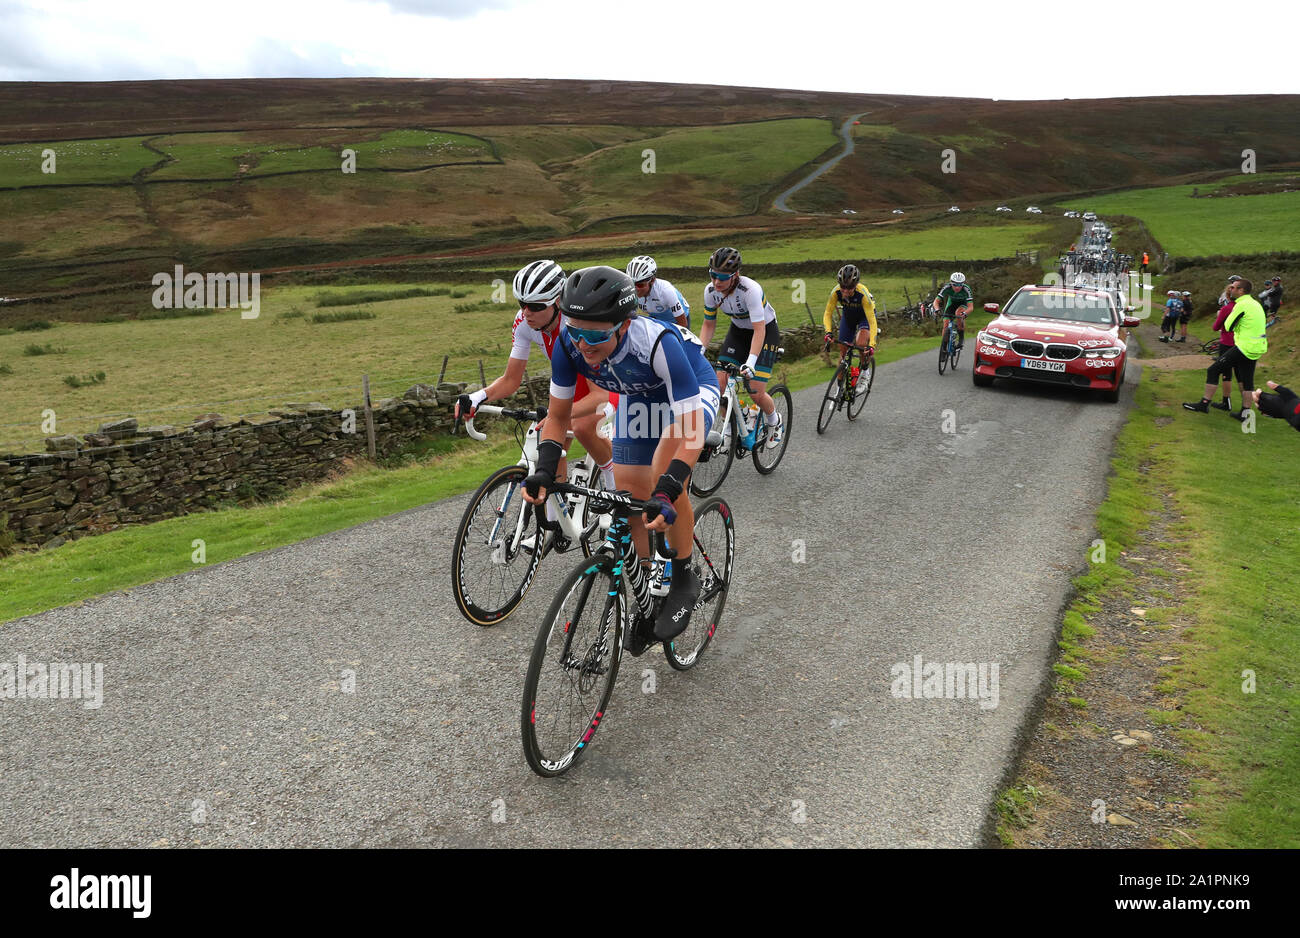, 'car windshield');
1003,289,1115,325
